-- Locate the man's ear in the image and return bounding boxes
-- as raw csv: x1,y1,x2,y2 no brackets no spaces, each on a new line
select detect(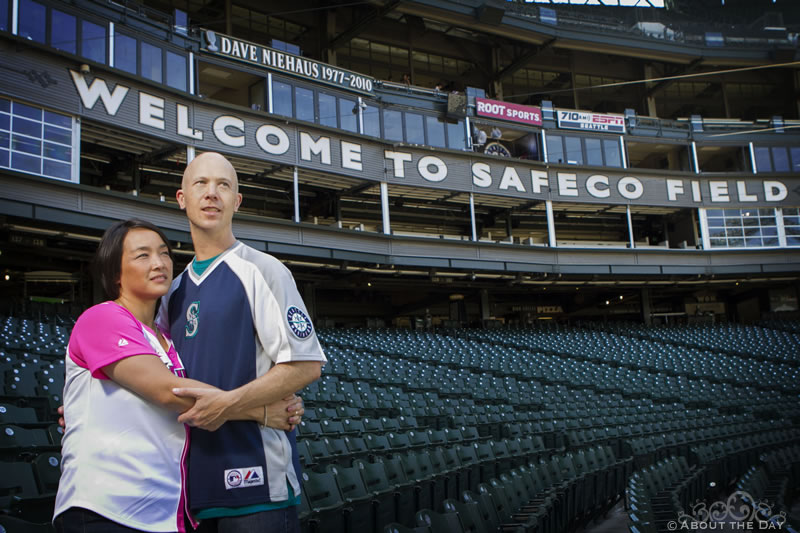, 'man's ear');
176,189,186,210
234,192,243,212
